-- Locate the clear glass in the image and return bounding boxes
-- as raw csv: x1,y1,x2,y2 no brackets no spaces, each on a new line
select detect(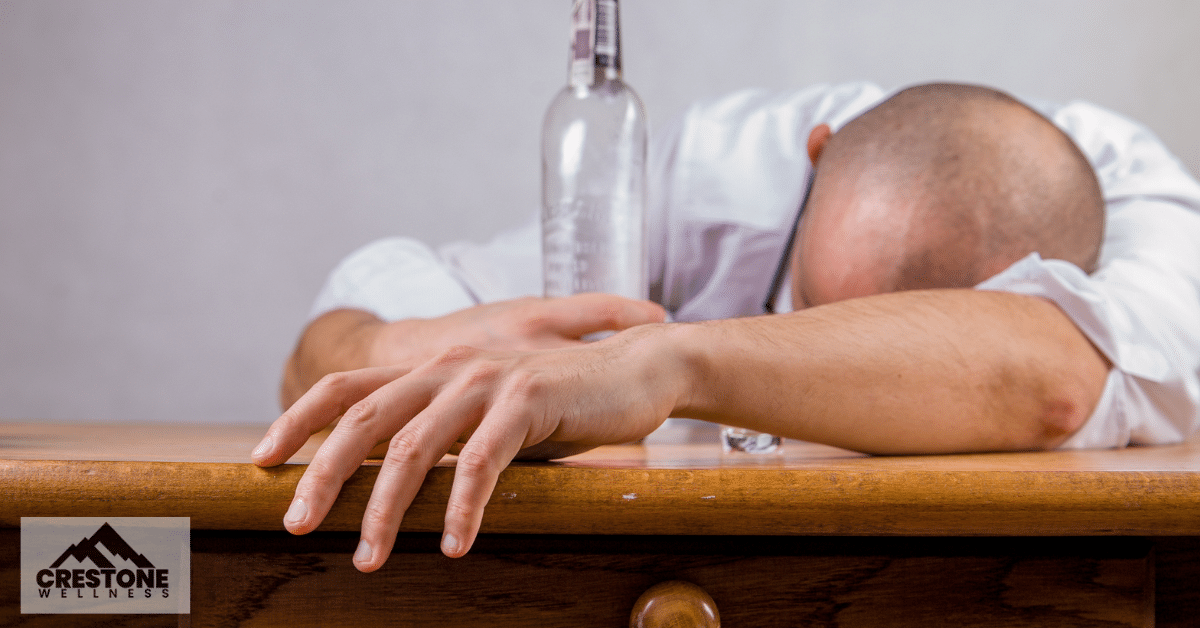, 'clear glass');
720,426,783,456
541,78,647,300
